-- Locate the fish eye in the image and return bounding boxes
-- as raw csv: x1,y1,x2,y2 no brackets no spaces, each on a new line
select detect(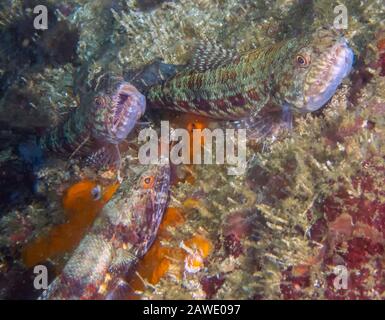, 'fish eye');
94,96,103,106
142,176,155,189
295,54,310,67
91,185,102,200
